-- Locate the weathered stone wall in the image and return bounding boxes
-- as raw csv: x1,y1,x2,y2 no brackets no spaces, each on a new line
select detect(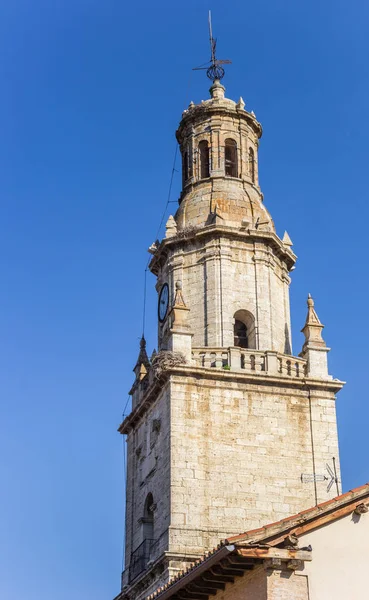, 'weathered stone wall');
168,372,341,555
177,84,261,184
122,383,171,584
215,565,267,600
119,79,343,600
267,570,309,600
211,565,308,600
159,233,292,353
